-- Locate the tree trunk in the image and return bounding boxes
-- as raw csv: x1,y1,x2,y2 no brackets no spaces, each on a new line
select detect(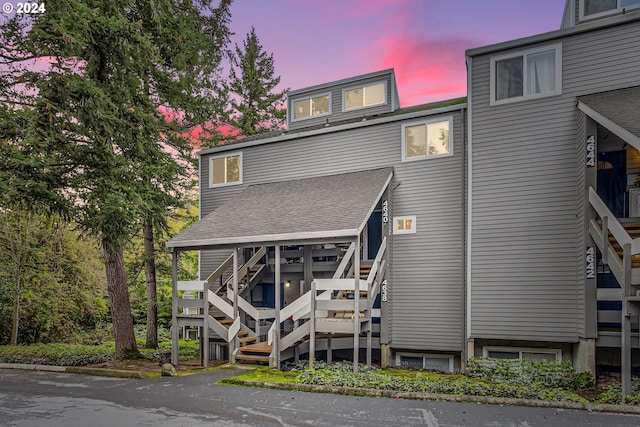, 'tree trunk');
102,238,139,358
143,221,158,349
